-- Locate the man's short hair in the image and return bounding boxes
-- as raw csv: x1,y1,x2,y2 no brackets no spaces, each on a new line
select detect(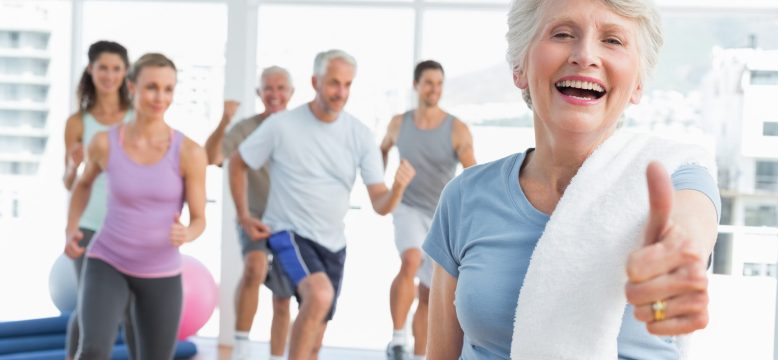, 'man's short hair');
414,60,444,83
